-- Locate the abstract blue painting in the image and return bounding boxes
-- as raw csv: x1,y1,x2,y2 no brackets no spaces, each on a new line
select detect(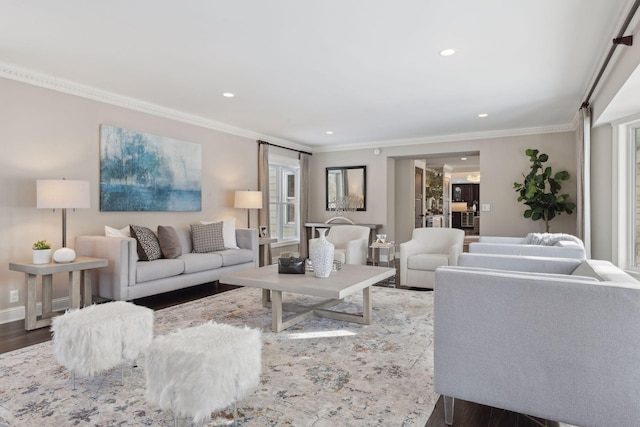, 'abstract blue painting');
100,125,202,211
